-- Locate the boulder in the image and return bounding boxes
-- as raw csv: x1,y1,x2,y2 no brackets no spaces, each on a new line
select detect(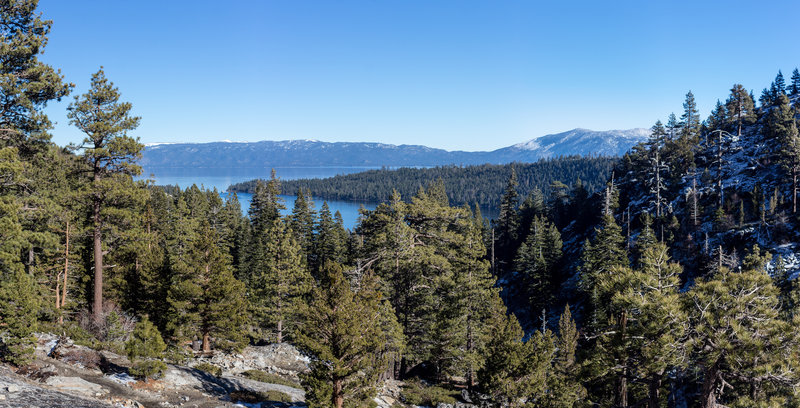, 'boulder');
44,376,108,398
